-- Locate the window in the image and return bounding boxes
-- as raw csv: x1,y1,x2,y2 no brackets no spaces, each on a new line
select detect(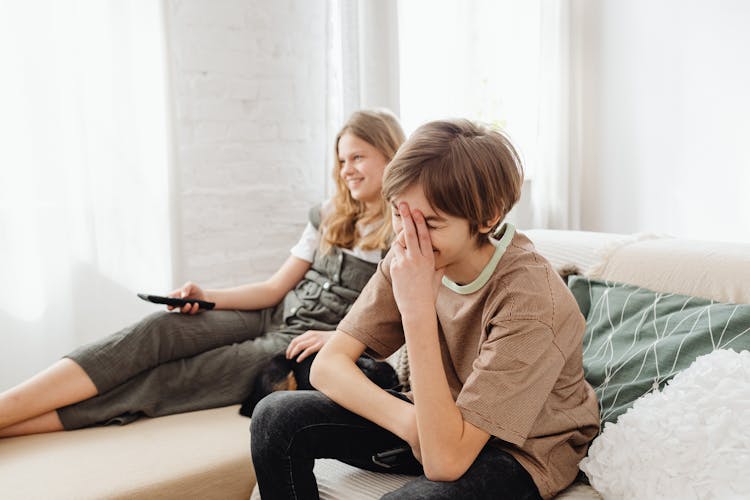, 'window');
398,0,542,178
